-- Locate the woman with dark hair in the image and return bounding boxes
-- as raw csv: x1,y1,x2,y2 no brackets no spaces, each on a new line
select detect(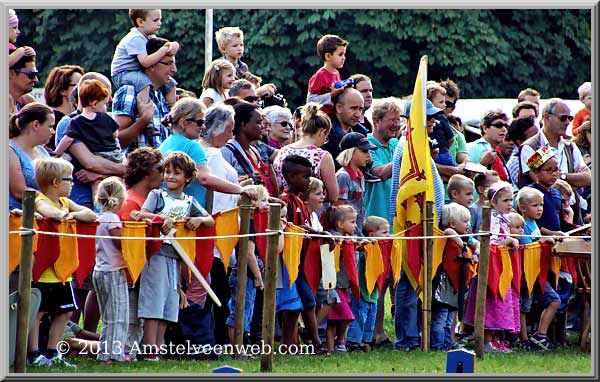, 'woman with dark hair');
222,101,279,197
9,102,54,210
43,65,84,150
